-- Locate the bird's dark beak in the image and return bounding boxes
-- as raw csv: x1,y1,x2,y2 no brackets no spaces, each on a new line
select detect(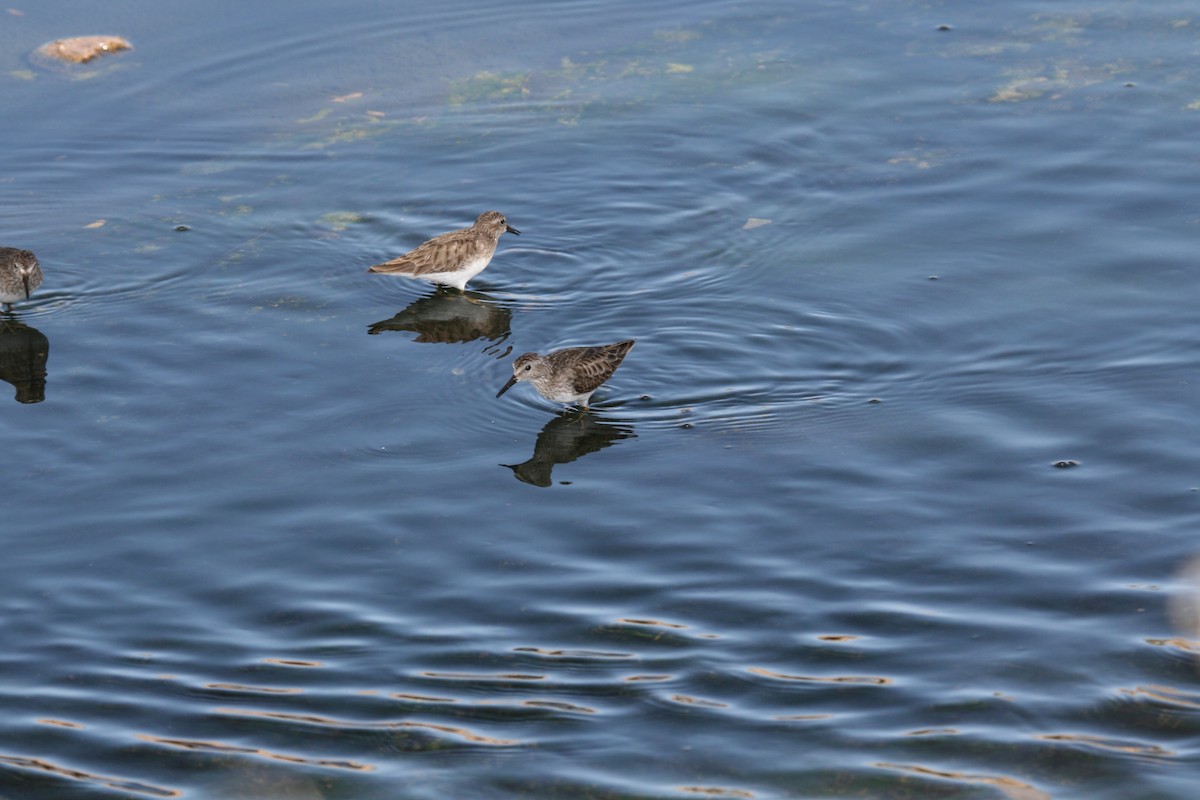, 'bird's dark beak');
21,273,30,300
505,224,521,235
496,375,518,398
